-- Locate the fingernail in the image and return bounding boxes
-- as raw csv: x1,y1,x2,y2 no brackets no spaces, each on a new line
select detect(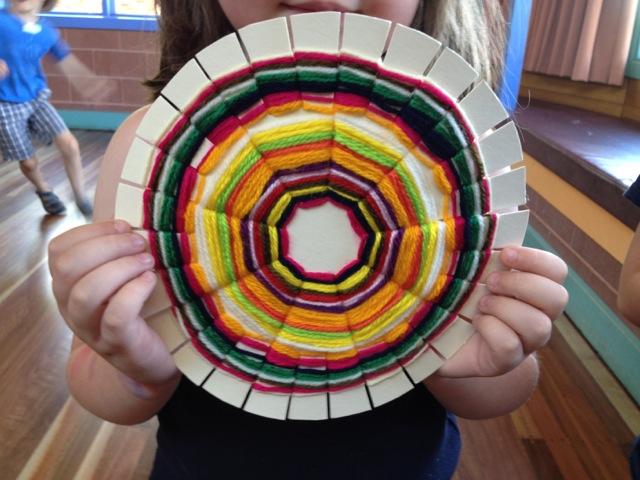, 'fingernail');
114,220,129,233
486,273,499,289
141,271,156,282
131,234,145,248
503,248,518,264
138,253,154,265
